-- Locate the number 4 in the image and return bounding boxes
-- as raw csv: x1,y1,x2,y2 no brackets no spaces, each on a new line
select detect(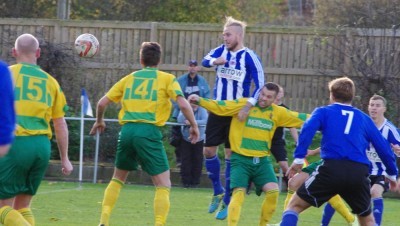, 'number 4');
341,110,354,134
